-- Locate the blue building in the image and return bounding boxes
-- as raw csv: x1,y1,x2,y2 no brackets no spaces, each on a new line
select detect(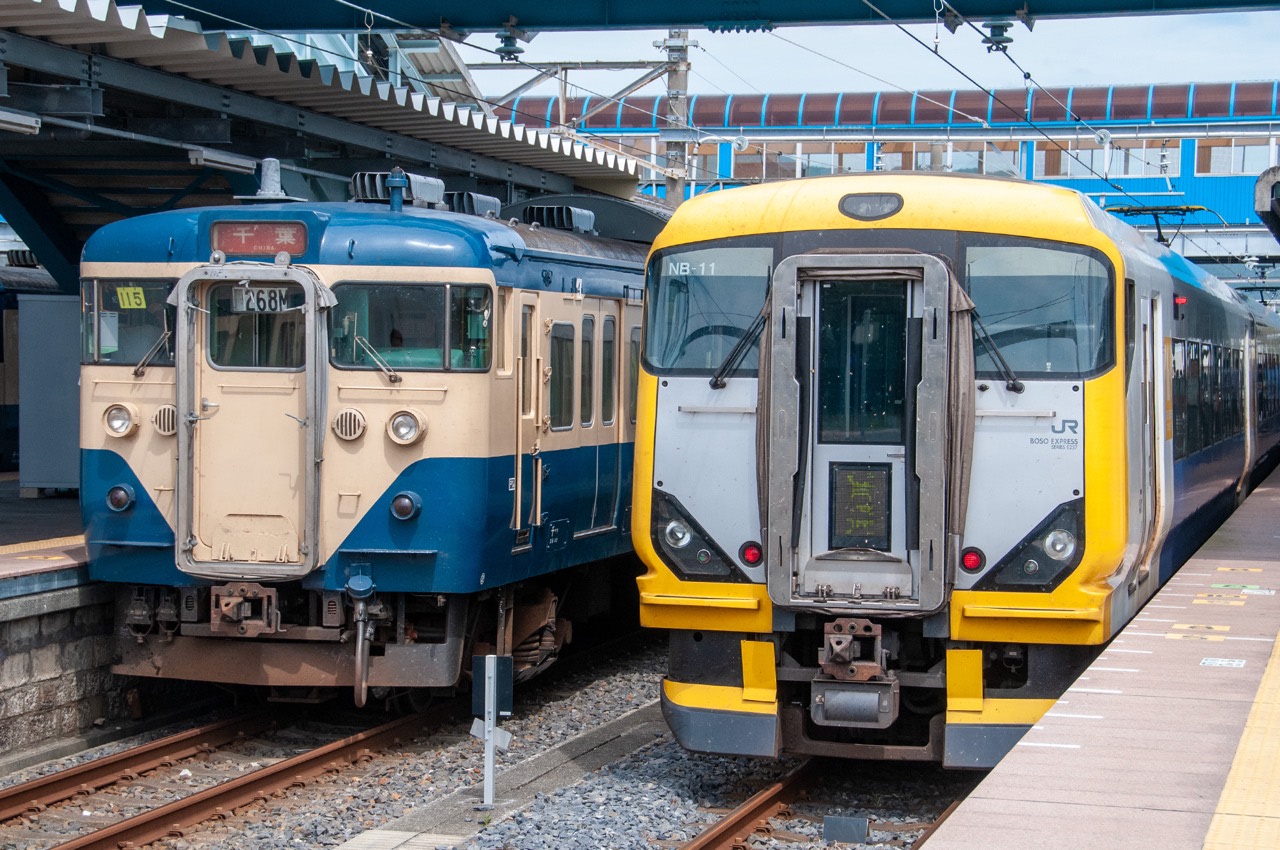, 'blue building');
500,81,1280,286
